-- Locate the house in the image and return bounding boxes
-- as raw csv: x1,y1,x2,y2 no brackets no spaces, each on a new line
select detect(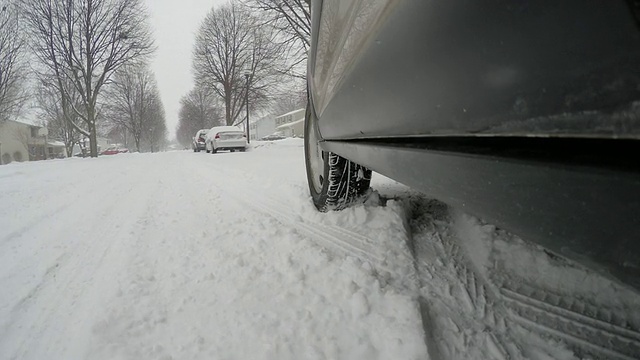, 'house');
275,108,305,138
246,109,306,141
249,116,277,141
47,141,67,158
0,120,62,164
